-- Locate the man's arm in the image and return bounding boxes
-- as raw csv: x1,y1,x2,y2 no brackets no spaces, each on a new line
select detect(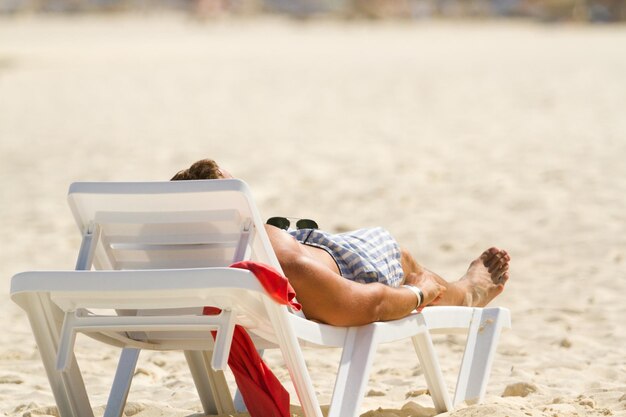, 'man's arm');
265,225,444,326
282,253,420,326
